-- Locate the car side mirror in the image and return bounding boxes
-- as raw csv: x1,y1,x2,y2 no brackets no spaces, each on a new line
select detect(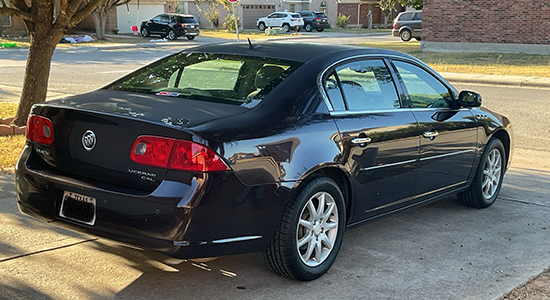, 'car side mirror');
457,91,482,107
